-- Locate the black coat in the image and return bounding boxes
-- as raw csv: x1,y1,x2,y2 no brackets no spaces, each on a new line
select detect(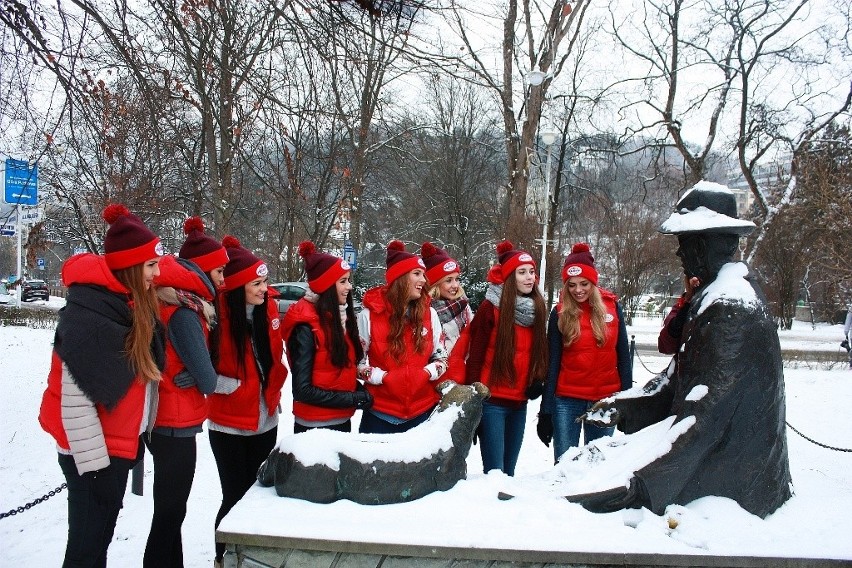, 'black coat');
612,263,792,518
